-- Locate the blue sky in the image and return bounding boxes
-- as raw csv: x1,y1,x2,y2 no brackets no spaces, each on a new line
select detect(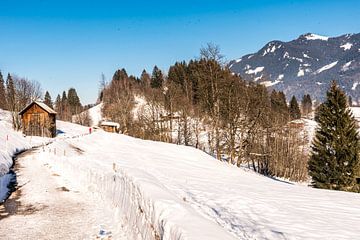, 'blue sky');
0,0,359,104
